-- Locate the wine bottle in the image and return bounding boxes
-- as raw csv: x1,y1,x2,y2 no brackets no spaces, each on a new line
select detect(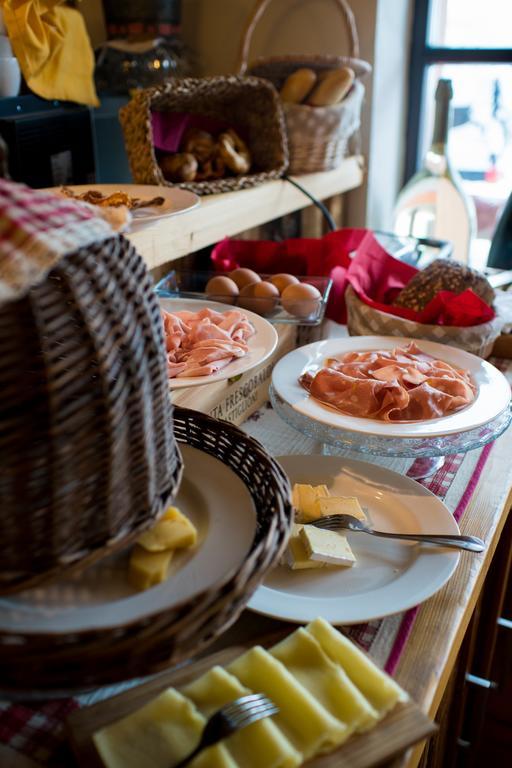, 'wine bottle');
487,191,512,269
393,79,477,264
